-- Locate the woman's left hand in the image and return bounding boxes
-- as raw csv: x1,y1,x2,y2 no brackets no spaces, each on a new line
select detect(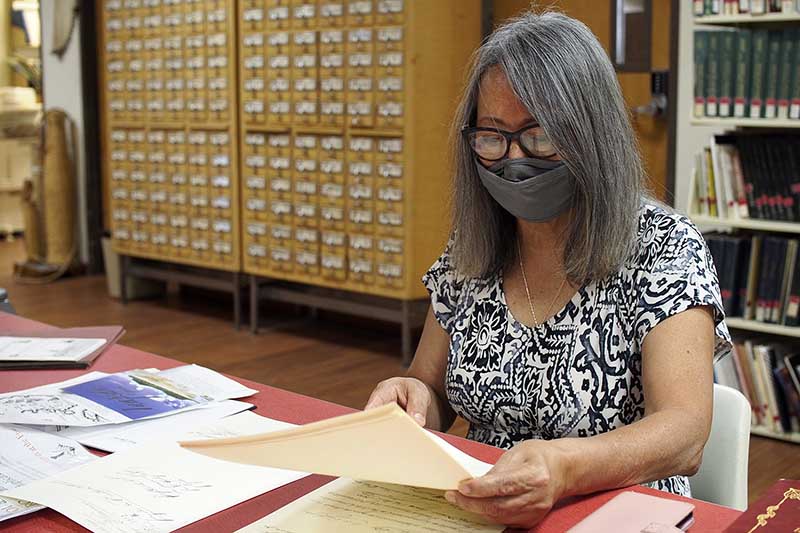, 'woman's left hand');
445,440,570,529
